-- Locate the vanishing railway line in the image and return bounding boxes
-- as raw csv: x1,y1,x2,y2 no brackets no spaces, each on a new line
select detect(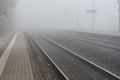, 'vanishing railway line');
27,33,120,80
